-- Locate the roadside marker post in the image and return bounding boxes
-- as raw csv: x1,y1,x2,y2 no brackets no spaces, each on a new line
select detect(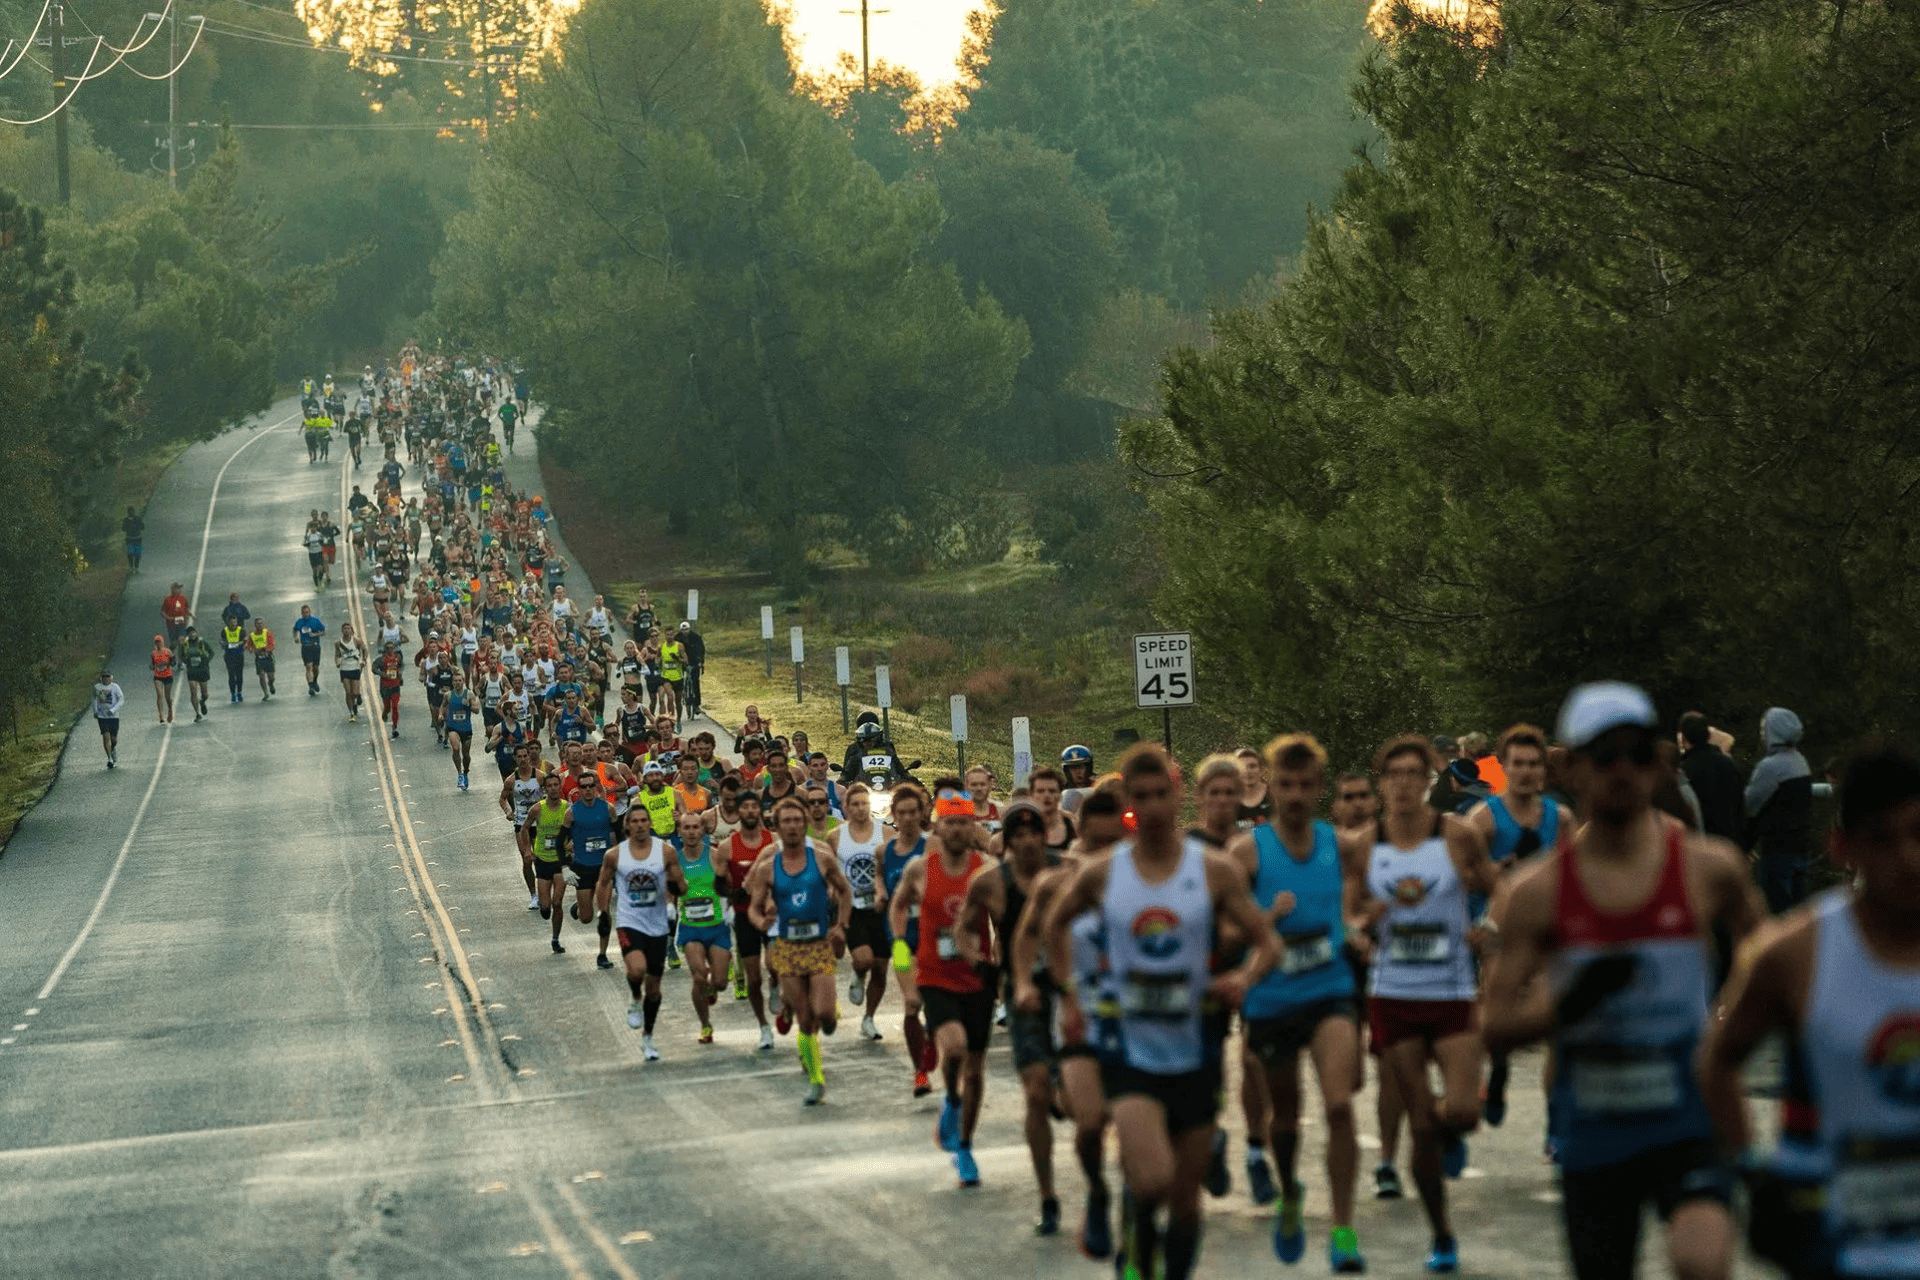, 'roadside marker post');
951,694,968,775
1012,716,1032,790
835,646,851,732
761,606,775,678
790,626,805,705
875,664,892,741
